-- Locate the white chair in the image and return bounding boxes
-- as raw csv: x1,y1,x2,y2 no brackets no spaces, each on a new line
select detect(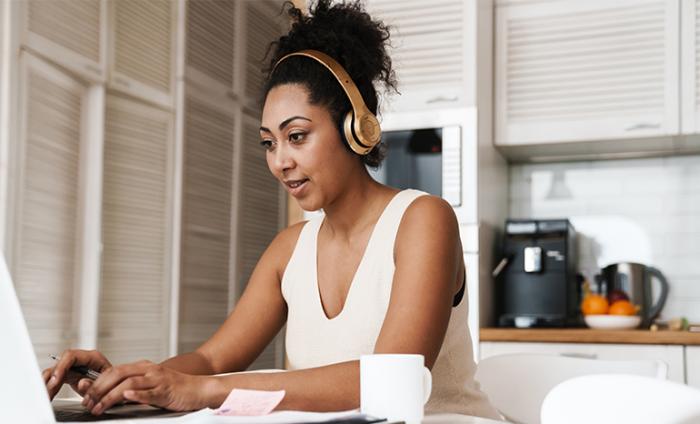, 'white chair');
474,353,668,424
541,374,700,424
